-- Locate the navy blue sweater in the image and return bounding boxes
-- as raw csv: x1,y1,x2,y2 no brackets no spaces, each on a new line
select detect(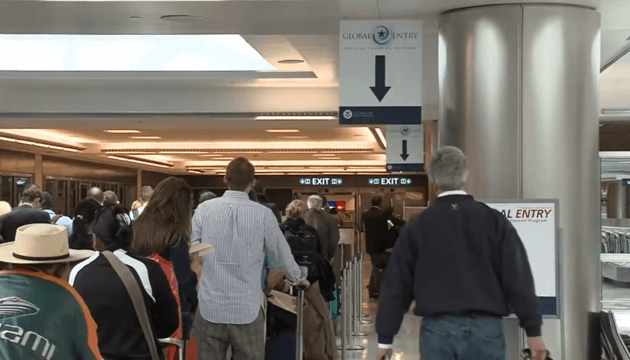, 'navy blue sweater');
376,195,542,344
